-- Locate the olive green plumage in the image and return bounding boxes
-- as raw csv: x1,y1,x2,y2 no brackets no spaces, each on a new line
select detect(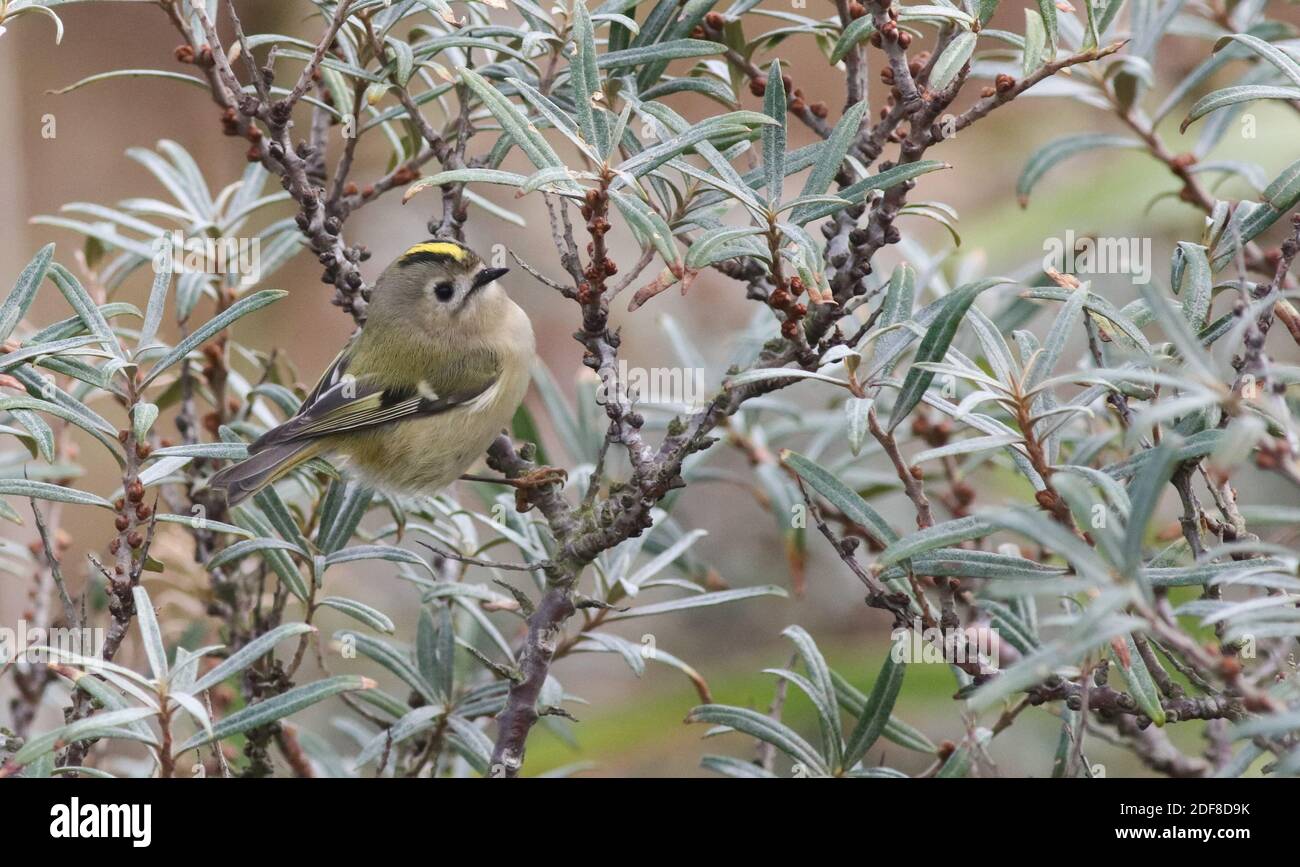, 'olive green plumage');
209,240,535,504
